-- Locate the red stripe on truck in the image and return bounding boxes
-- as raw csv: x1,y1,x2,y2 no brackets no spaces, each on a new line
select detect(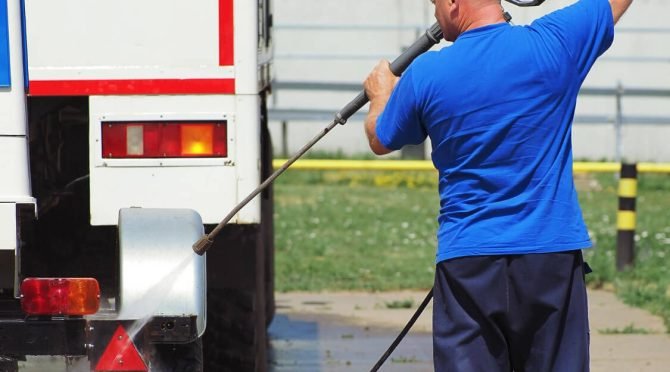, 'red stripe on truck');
28,78,236,96
219,0,234,66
